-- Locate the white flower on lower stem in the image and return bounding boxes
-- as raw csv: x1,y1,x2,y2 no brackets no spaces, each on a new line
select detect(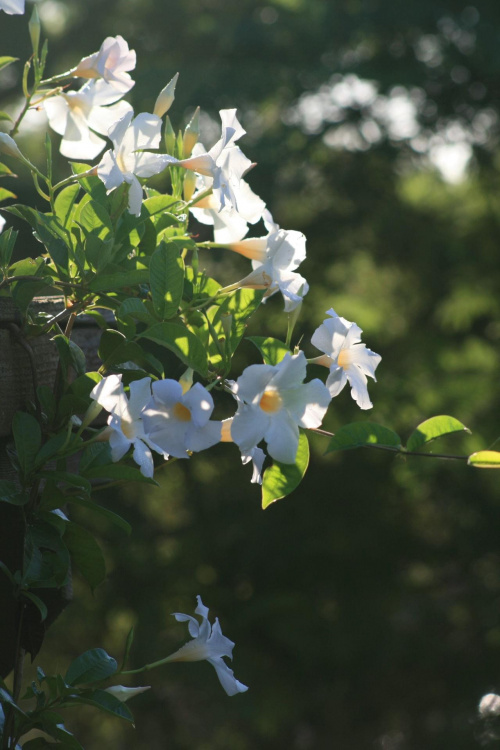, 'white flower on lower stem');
105,685,150,702
0,0,24,14
310,308,382,410
141,380,221,459
231,351,331,464
221,417,266,484
44,80,132,160
97,110,171,216
90,374,165,478
165,595,248,697
70,36,136,97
